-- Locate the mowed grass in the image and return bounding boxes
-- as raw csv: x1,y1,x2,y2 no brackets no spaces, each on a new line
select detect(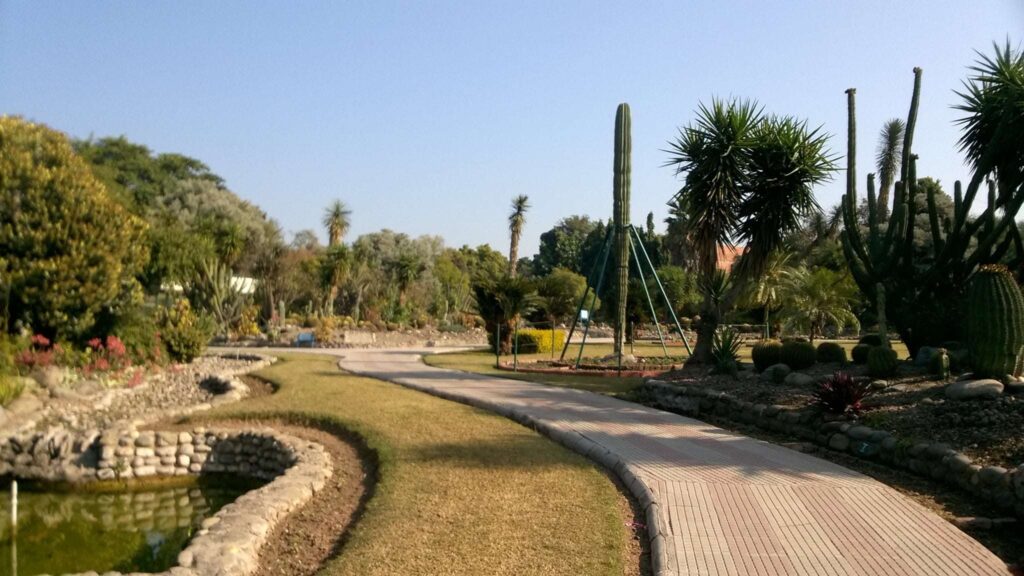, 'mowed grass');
198,353,629,576
426,338,912,397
